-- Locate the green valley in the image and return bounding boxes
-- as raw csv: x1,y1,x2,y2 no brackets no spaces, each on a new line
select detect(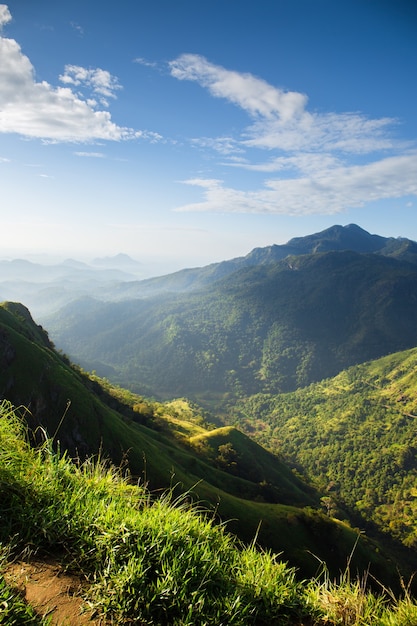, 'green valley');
0,300,393,585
